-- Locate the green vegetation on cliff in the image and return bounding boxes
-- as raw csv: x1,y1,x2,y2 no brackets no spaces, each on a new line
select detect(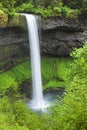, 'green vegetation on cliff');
0,0,86,20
